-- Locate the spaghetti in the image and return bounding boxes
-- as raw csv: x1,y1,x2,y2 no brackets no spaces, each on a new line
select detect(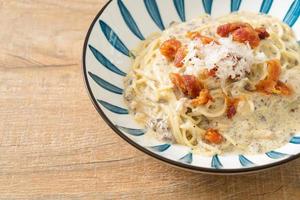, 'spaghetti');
124,12,300,155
